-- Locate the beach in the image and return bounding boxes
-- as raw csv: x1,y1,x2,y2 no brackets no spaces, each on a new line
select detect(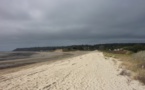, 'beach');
0,51,145,90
